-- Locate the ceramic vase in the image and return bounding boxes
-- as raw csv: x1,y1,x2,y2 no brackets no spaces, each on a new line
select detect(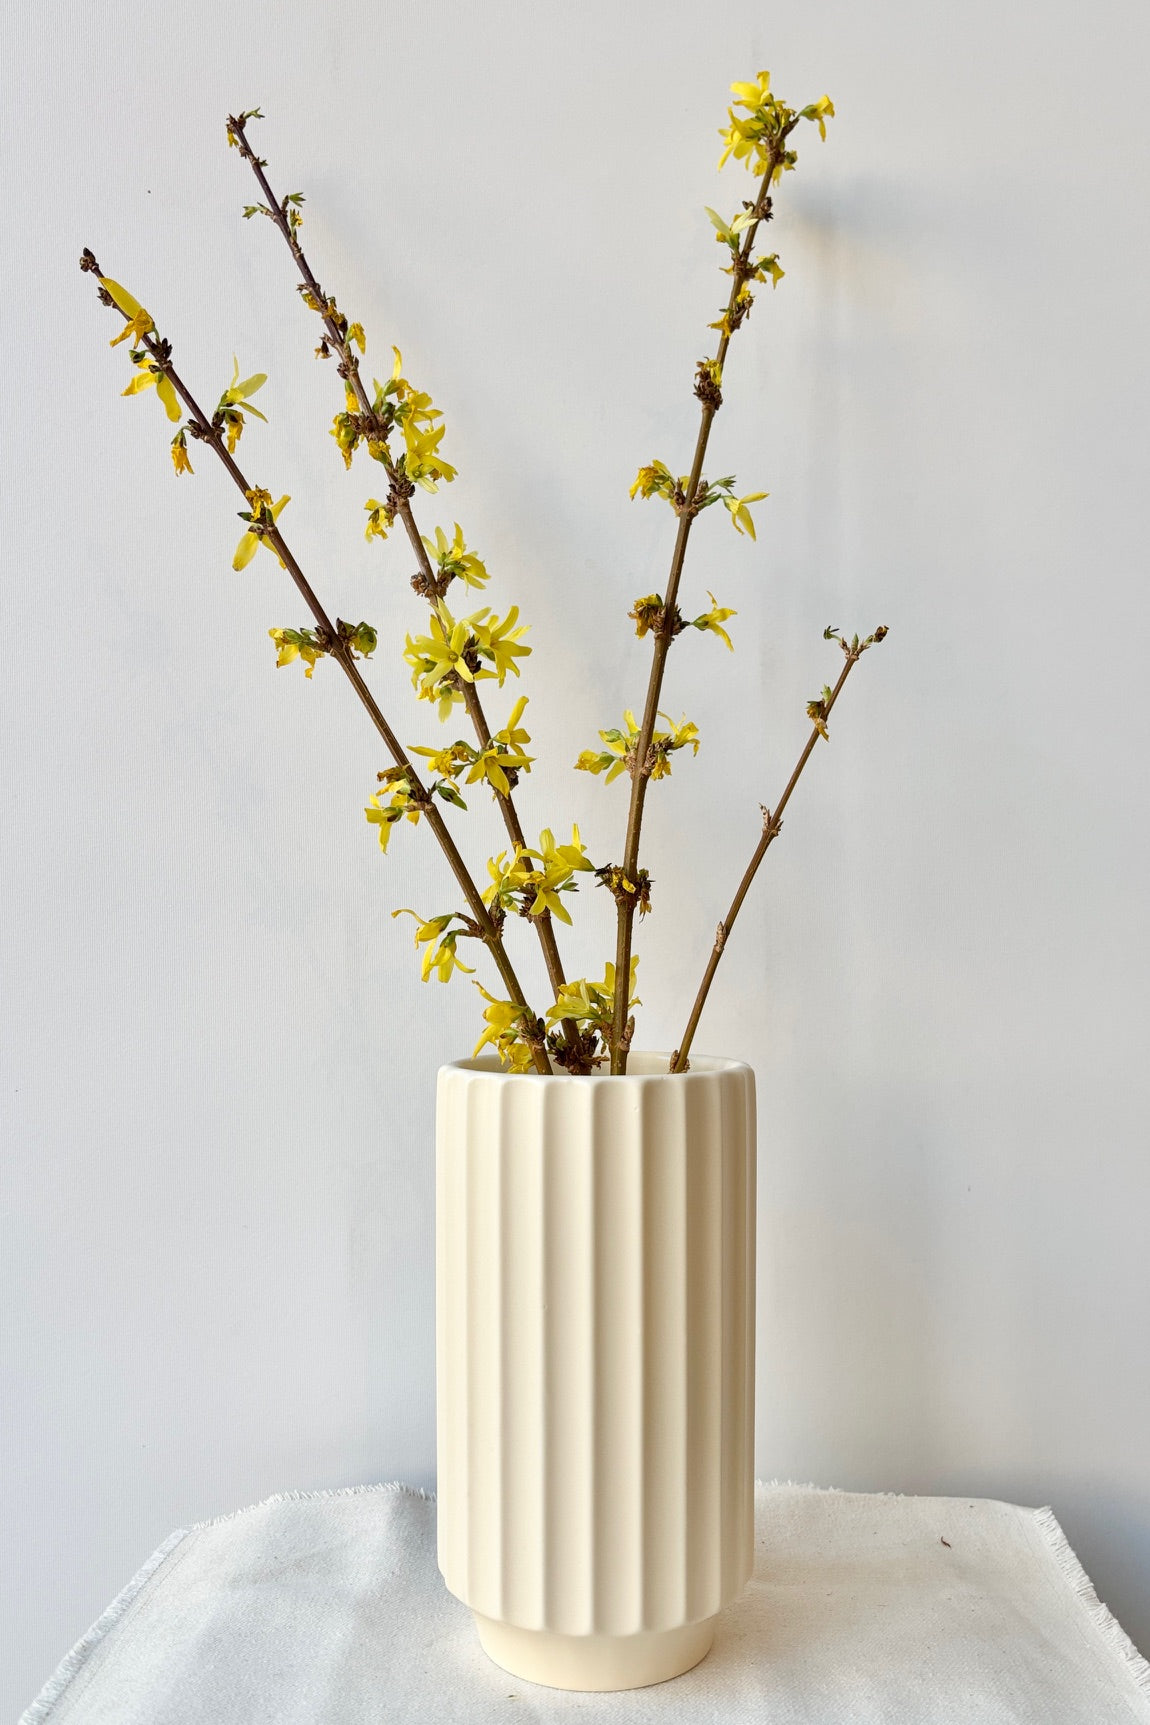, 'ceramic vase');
435,1052,756,1691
